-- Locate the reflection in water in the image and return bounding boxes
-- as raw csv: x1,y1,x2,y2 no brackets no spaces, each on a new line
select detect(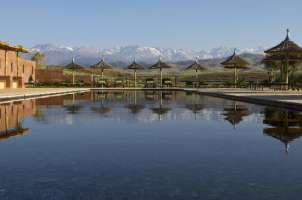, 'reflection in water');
2,91,302,199
1,90,302,155
263,108,302,154
150,91,171,121
91,90,112,115
0,100,35,140
222,102,250,129
185,92,204,120
126,90,144,114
